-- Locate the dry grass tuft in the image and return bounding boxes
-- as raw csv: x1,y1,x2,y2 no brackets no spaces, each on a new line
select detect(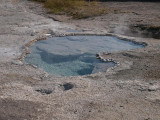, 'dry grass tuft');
30,0,108,19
